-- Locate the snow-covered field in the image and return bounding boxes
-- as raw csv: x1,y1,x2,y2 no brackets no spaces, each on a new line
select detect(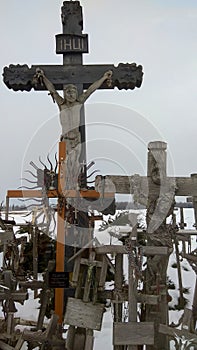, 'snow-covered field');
0,208,196,349
94,208,197,349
